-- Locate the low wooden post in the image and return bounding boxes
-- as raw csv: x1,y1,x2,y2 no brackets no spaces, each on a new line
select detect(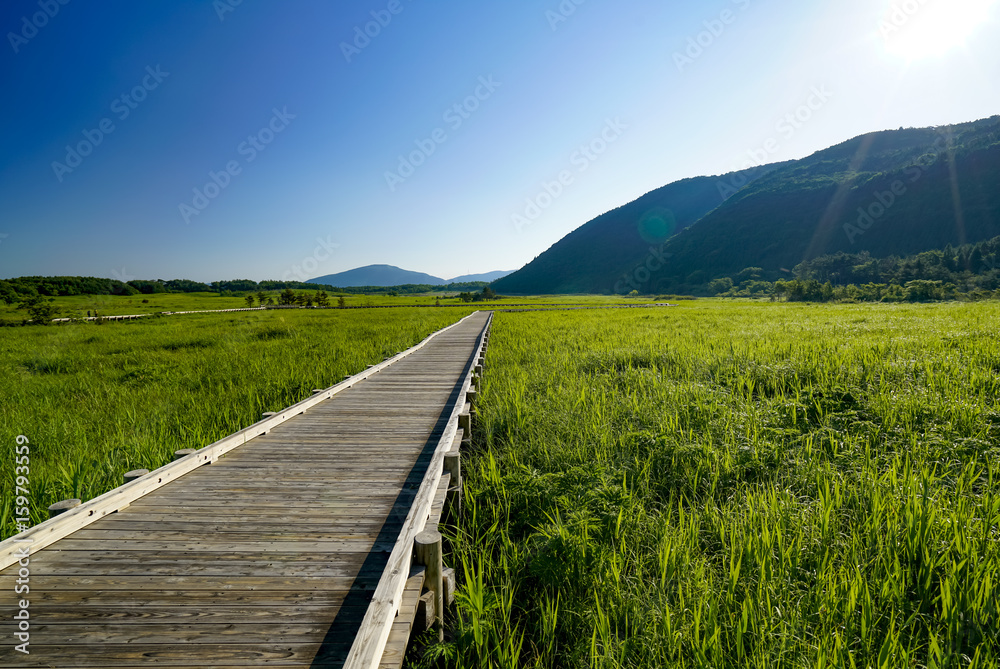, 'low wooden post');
173,449,196,460
312,389,324,394
474,364,483,377
458,412,471,438
444,450,462,518
124,469,149,483
415,530,444,641
262,411,278,419
466,388,477,405
48,499,81,518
